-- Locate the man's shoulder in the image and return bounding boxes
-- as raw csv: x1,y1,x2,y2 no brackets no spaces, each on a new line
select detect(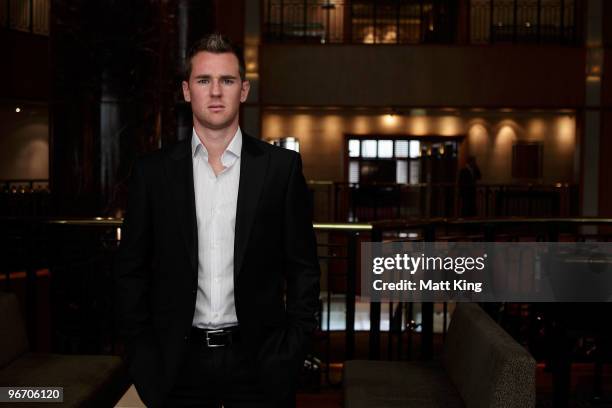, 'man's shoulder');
132,139,190,168
243,133,299,165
